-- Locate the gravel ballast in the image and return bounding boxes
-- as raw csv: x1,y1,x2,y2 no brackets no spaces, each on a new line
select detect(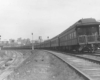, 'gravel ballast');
6,50,87,80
